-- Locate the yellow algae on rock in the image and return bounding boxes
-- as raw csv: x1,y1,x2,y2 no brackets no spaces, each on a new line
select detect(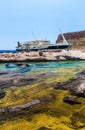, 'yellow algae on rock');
0,114,73,130
0,67,85,130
